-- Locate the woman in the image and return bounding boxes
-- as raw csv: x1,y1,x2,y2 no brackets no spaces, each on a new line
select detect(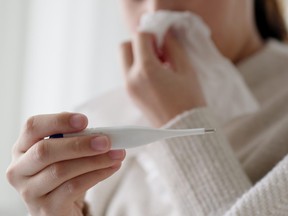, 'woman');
6,0,288,215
